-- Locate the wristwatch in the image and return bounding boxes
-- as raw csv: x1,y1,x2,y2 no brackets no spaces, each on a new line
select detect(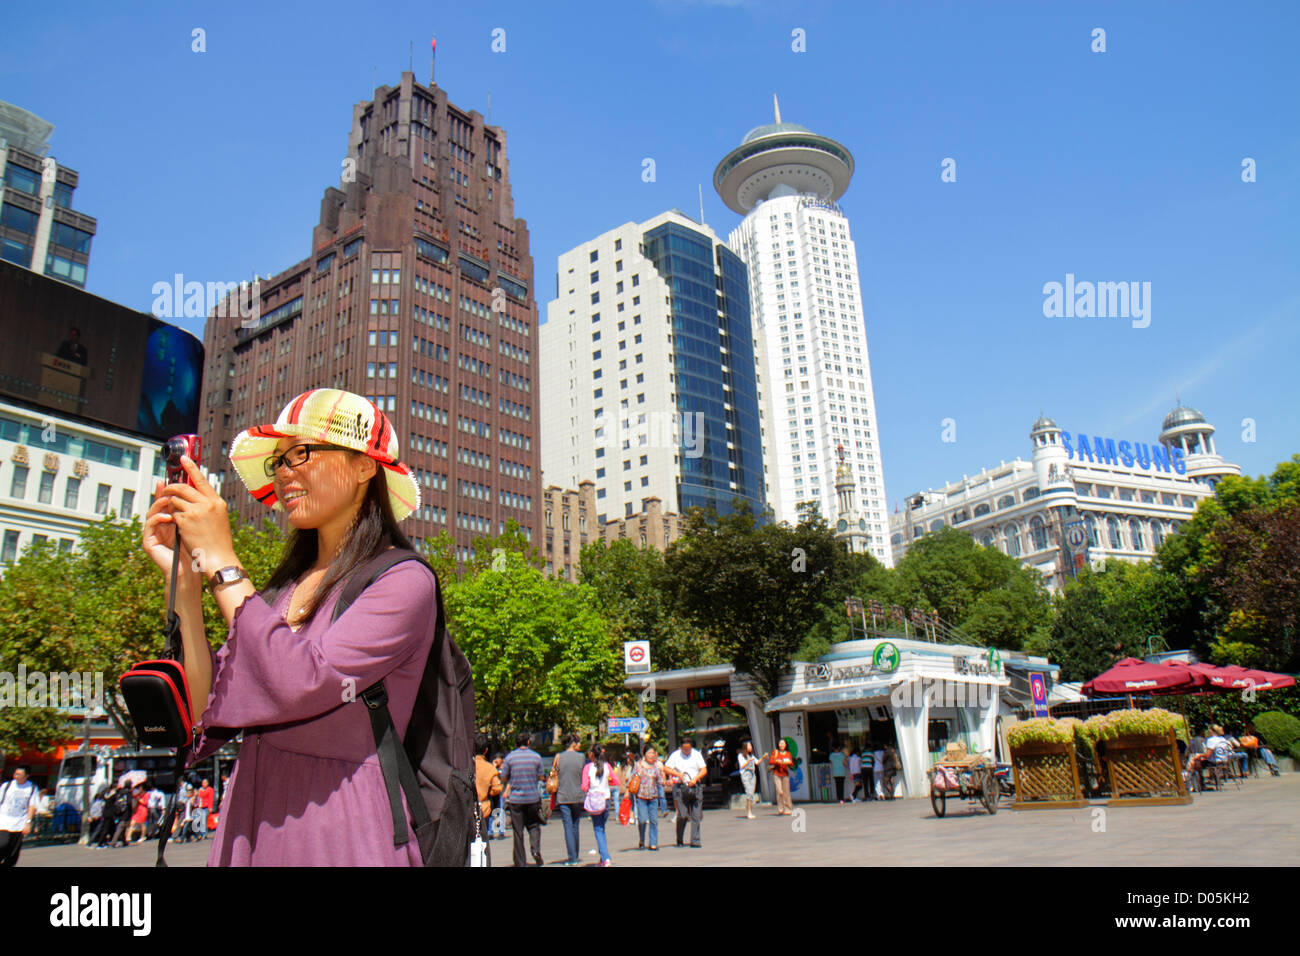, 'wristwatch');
208,565,248,590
